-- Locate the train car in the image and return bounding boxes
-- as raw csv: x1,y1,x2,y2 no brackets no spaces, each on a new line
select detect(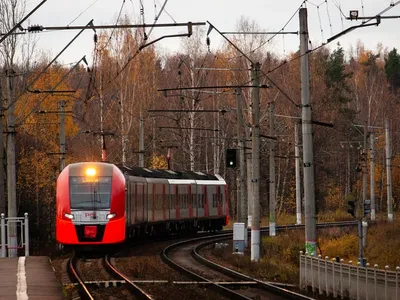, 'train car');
56,162,229,247
56,162,126,246
120,166,229,237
